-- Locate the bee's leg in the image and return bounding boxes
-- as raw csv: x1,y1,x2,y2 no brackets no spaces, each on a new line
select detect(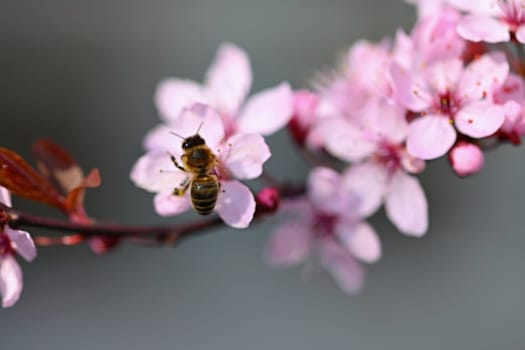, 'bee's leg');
173,176,190,196
170,154,186,172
